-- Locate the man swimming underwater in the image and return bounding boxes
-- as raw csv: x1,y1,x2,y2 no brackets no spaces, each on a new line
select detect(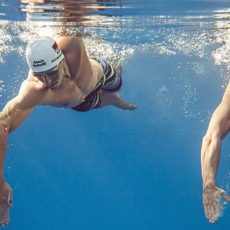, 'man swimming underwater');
0,36,137,227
